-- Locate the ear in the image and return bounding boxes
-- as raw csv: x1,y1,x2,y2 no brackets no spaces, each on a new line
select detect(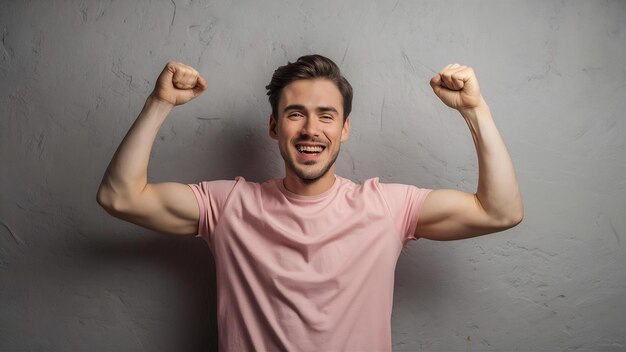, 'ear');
340,115,351,142
269,115,278,140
